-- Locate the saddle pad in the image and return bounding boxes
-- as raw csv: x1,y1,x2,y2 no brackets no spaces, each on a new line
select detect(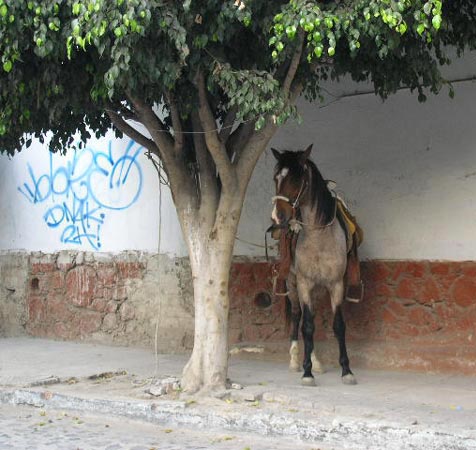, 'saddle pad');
336,199,363,253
